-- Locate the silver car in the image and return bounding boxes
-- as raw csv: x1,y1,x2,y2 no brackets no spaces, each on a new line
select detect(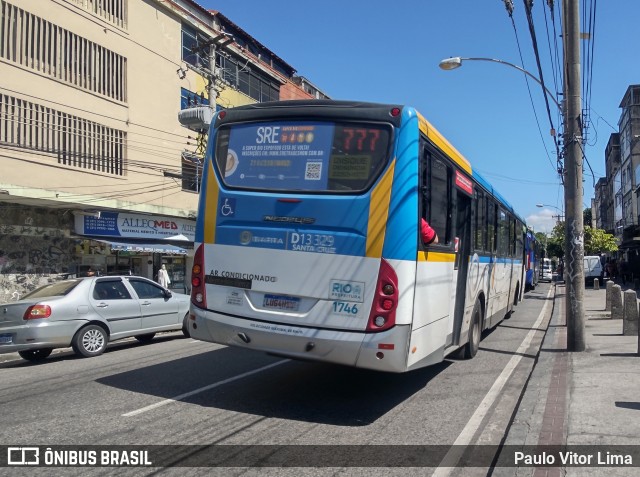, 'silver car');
0,276,191,362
